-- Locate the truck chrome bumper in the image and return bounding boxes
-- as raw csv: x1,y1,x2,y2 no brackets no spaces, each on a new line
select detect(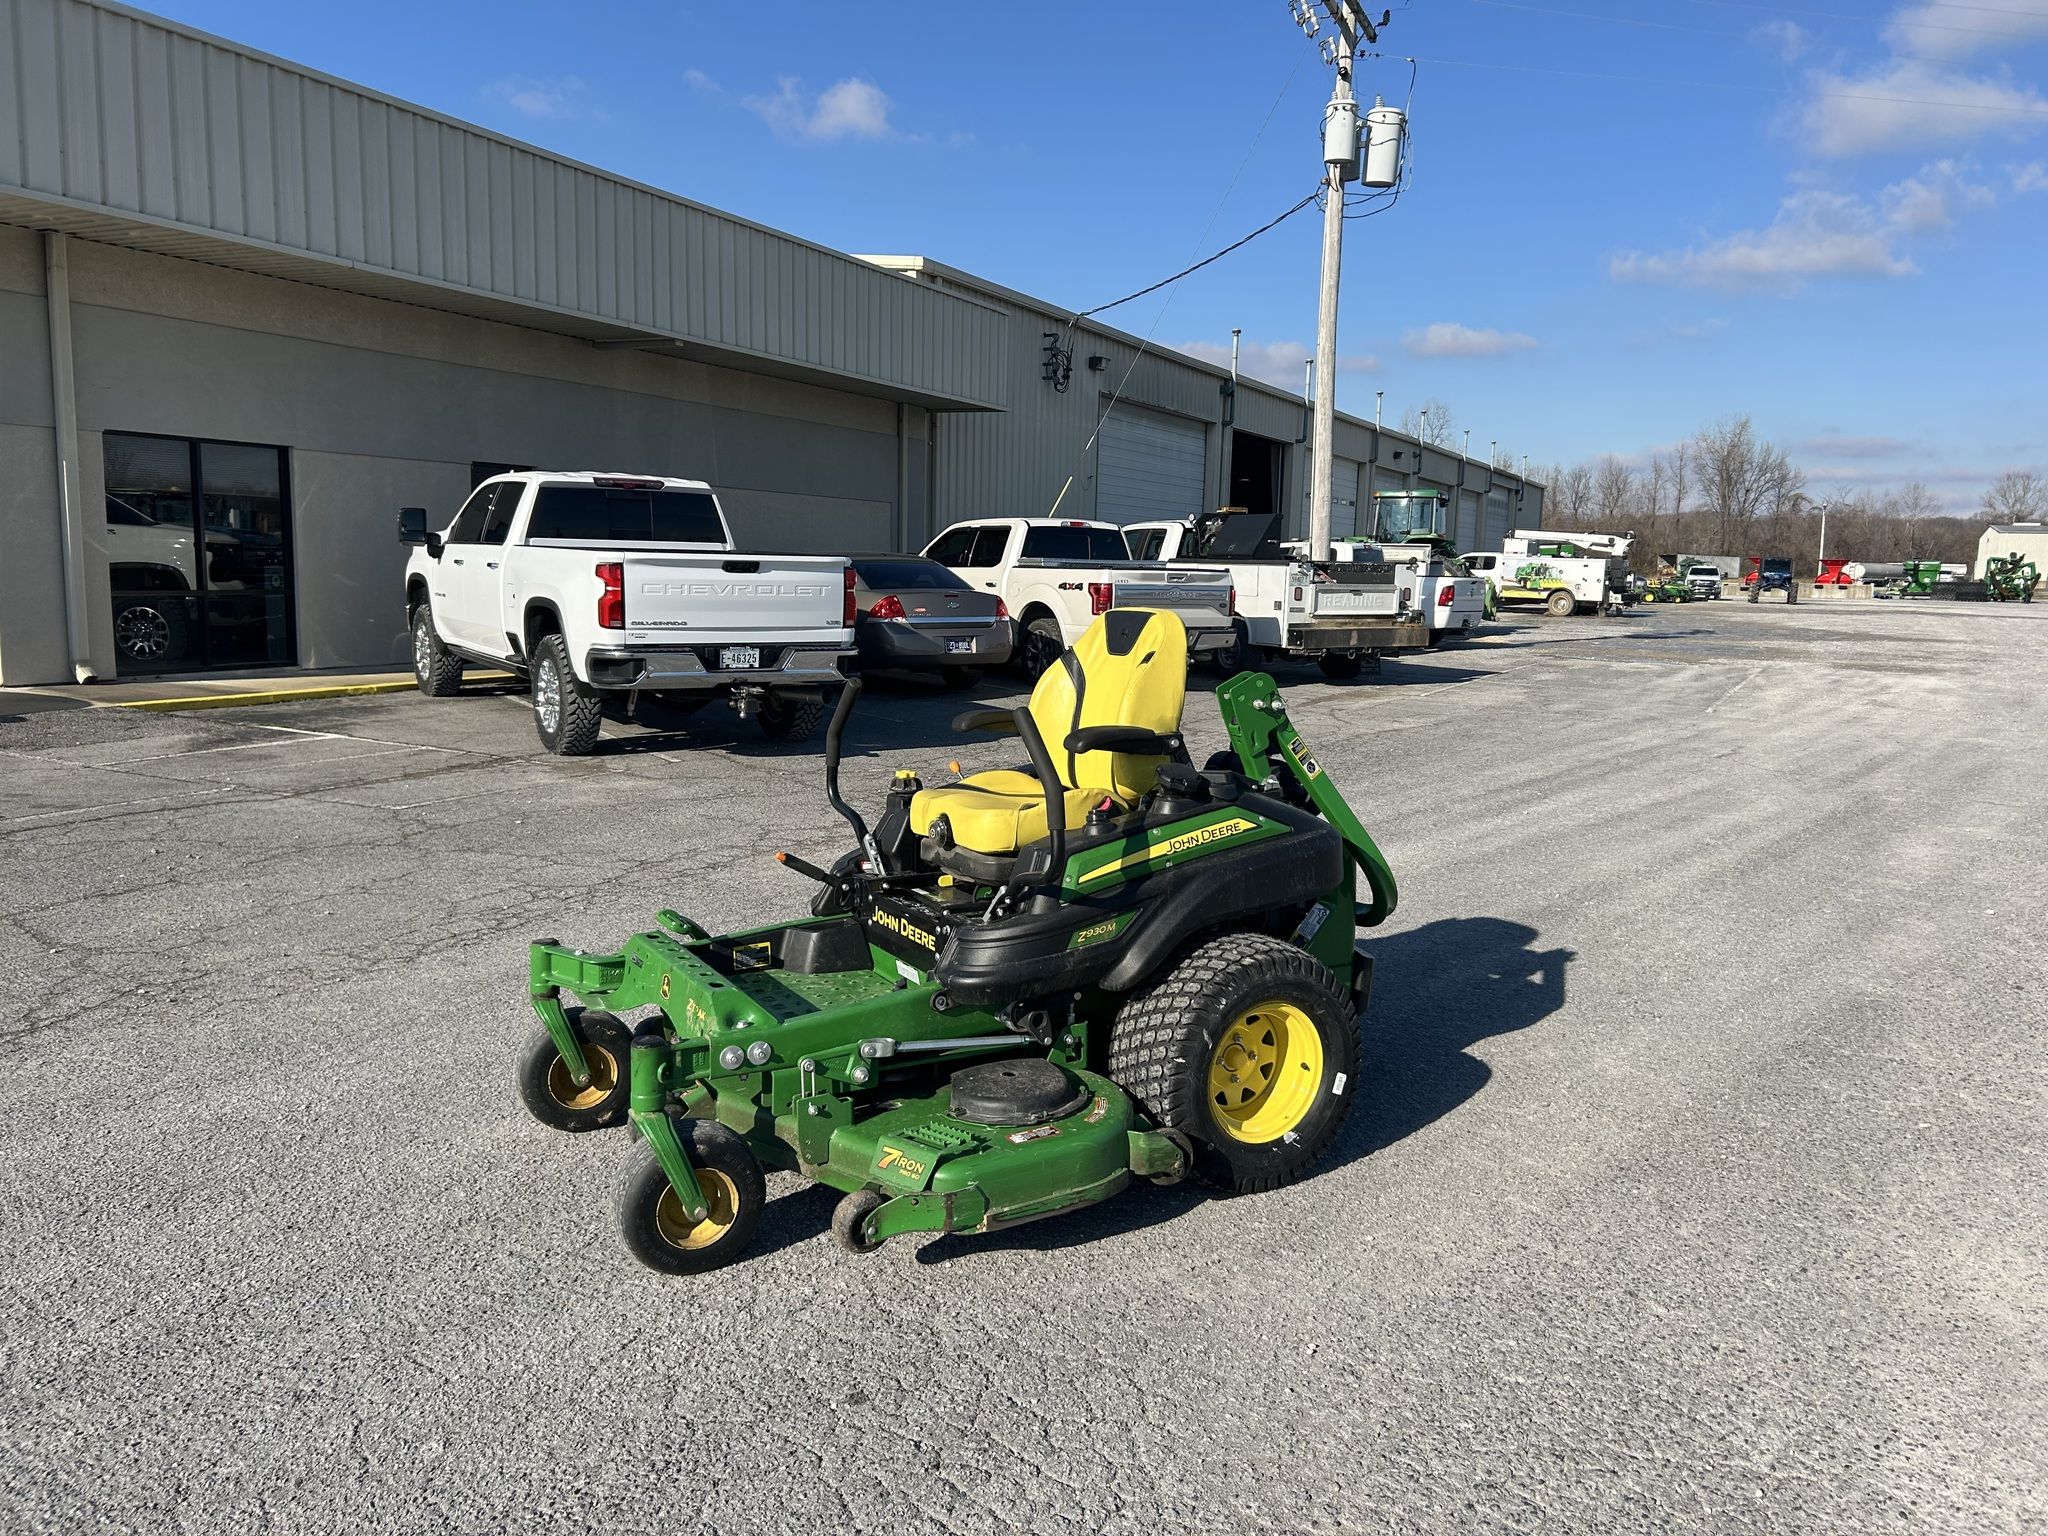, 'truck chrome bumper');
583,645,852,690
